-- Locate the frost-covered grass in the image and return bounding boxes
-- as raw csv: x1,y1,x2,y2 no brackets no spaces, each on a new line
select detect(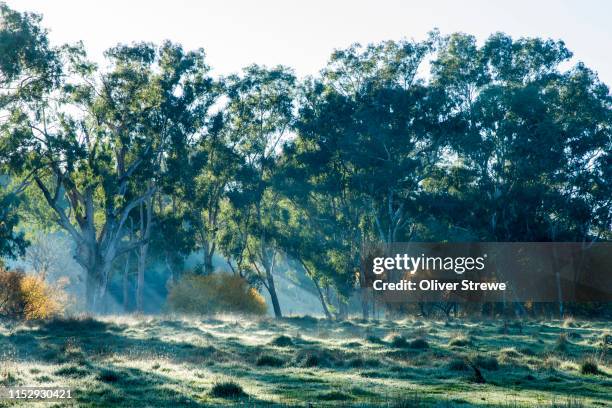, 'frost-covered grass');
0,314,610,407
